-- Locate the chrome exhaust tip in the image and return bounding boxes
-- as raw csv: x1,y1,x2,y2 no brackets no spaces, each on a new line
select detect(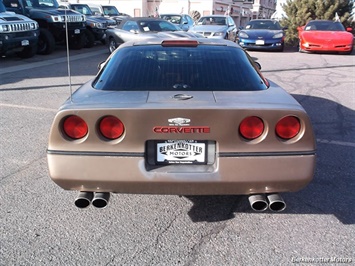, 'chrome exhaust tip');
267,194,286,212
92,192,110,209
75,191,94,209
248,194,268,212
